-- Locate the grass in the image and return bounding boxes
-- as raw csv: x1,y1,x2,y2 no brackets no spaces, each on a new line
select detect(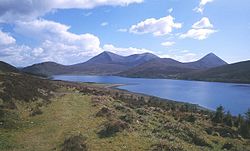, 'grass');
0,88,154,151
